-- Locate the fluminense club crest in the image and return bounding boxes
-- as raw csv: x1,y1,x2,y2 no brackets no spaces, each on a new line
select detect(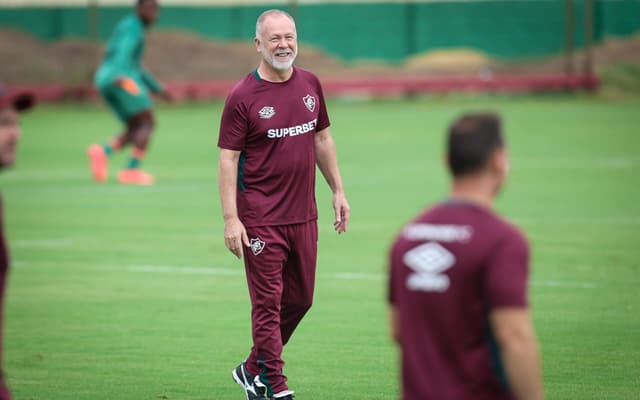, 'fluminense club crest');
250,237,266,255
303,94,316,112
259,106,276,119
